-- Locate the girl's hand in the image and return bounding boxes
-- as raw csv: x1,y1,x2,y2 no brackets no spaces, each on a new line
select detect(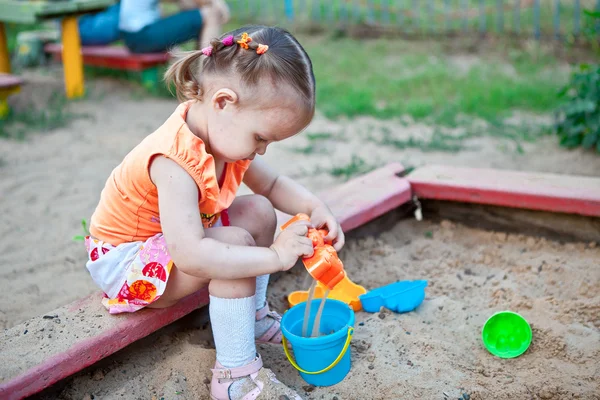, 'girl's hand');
270,221,314,271
310,204,345,252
